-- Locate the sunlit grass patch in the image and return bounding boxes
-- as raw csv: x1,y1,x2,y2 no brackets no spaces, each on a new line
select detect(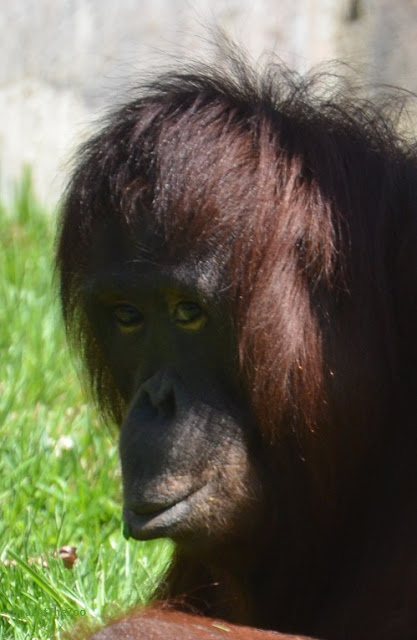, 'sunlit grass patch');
0,177,172,639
